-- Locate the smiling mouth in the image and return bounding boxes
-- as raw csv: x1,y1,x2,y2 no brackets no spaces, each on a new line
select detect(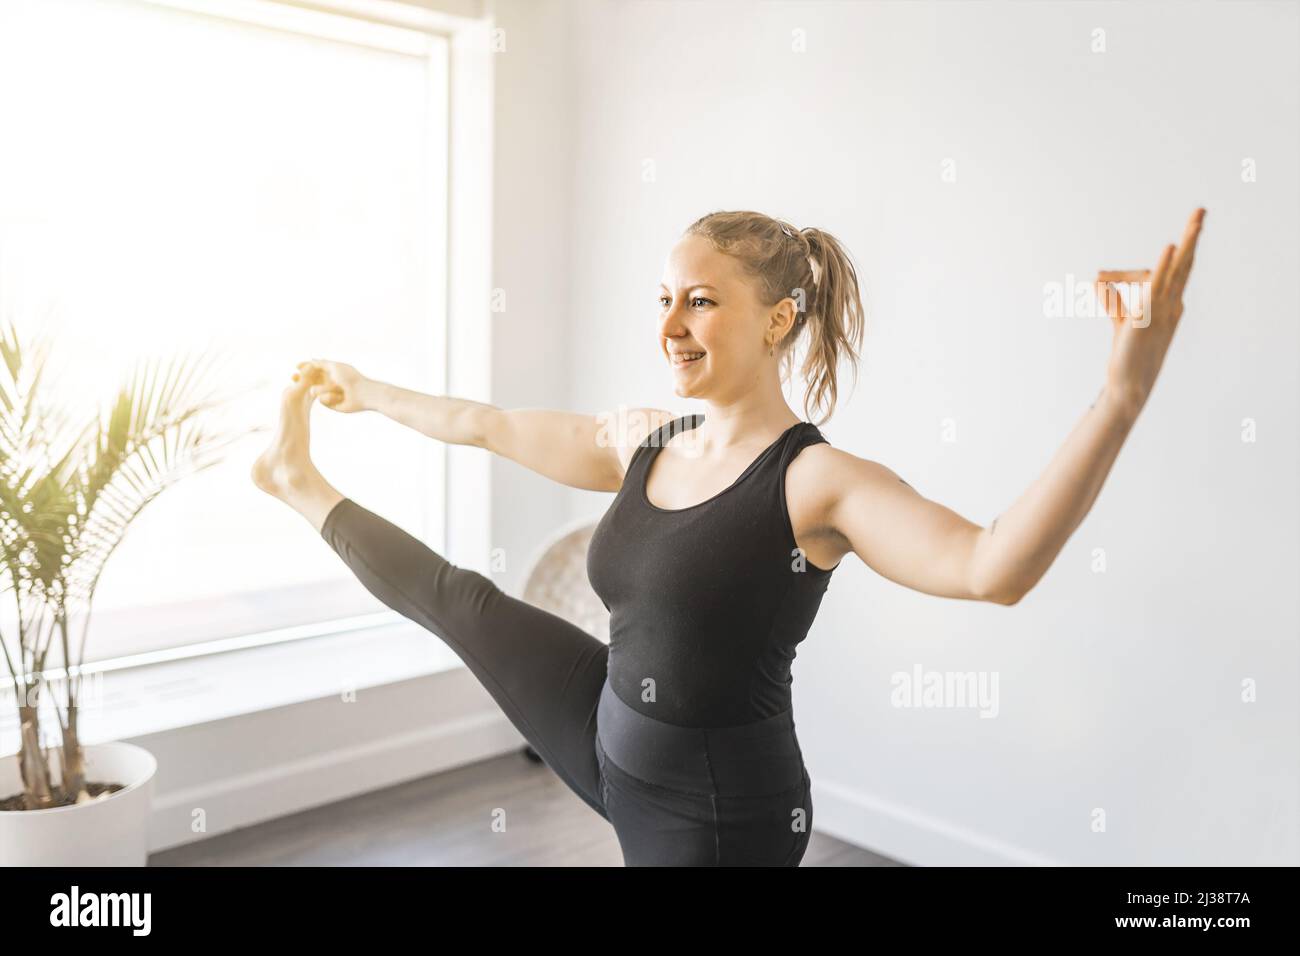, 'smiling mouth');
670,350,705,367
